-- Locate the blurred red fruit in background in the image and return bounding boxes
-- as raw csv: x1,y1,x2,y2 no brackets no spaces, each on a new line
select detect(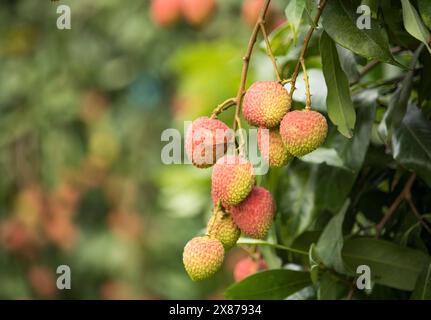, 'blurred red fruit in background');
150,0,181,27
233,256,268,282
241,0,273,27
28,266,57,299
180,0,216,26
